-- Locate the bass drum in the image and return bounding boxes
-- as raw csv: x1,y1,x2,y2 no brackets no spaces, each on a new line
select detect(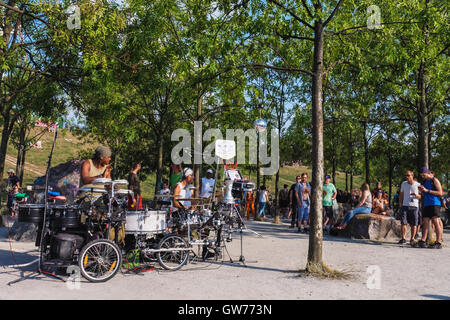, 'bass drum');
50,205,81,229
125,210,166,234
18,204,46,223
